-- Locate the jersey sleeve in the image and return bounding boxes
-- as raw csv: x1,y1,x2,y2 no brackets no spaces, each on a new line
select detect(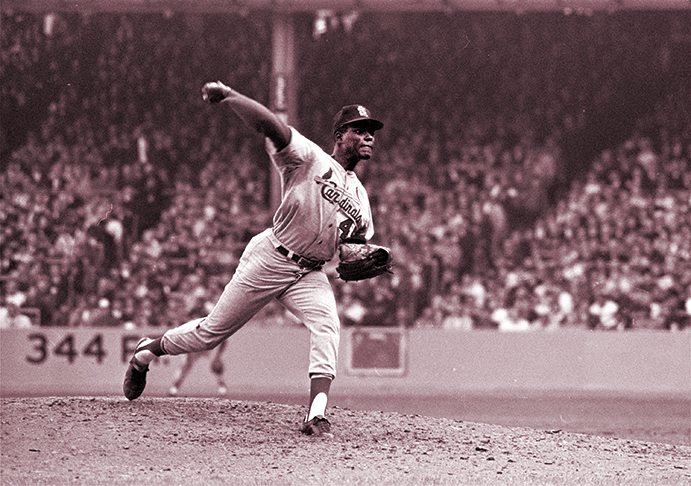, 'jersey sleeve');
267,127,320,176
